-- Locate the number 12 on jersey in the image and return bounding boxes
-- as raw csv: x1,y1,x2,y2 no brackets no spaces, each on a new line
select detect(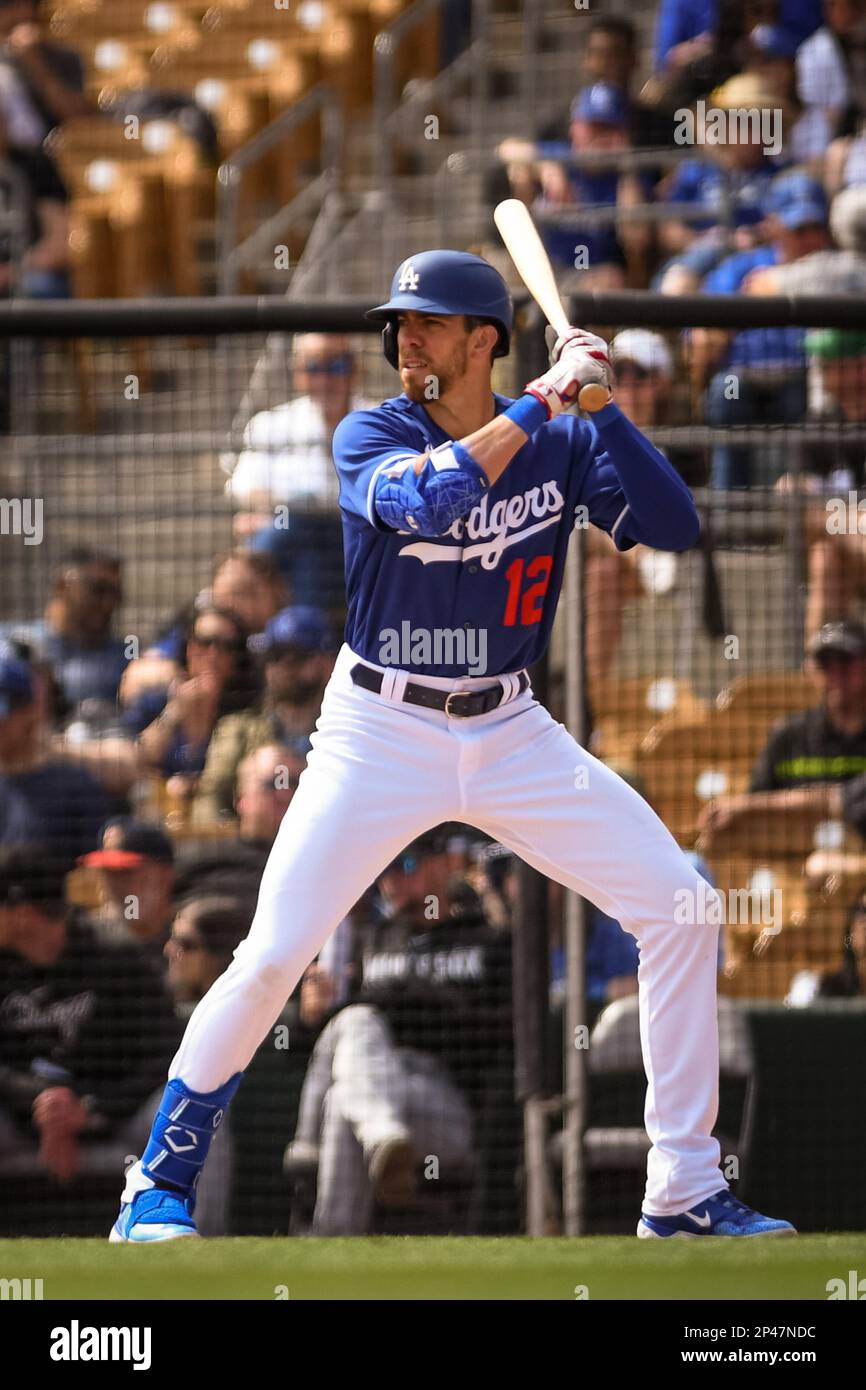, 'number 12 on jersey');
503,554,553,626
